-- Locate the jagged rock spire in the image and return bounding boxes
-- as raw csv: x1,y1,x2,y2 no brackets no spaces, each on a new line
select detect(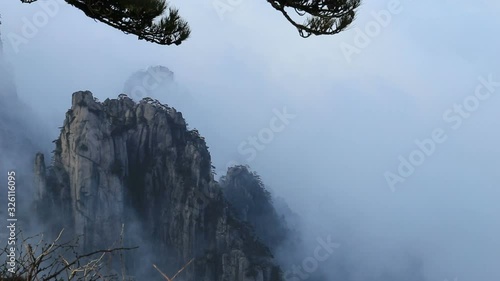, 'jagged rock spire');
34,91,285,281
